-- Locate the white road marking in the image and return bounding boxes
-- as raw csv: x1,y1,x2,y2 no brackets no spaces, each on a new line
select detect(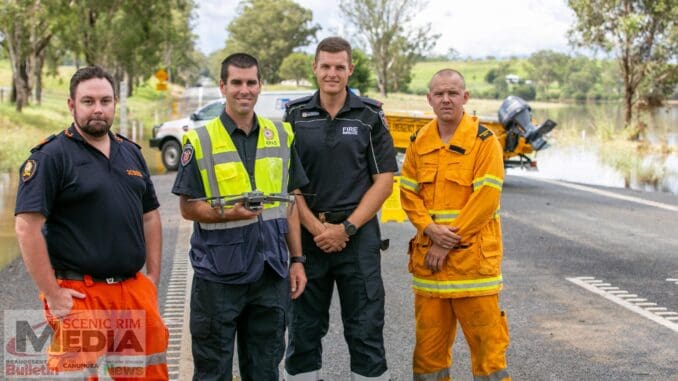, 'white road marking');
528,177,678,212
567,277,678,333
